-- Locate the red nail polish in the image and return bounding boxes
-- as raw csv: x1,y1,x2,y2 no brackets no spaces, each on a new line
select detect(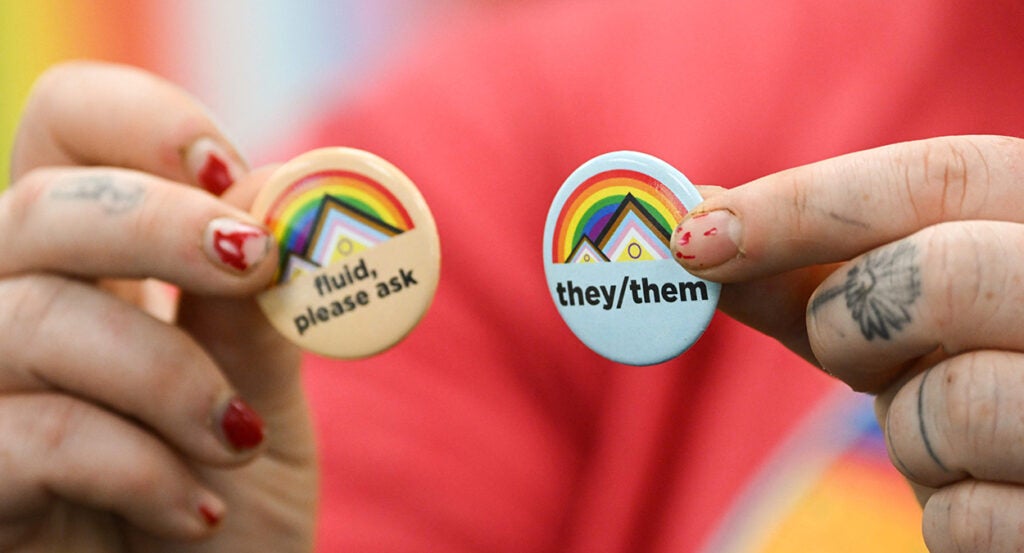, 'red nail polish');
221,397,264,451
198,153,233,196
199,504,222,527
214,228,264,271
671,210,741,268
204,218,270,273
